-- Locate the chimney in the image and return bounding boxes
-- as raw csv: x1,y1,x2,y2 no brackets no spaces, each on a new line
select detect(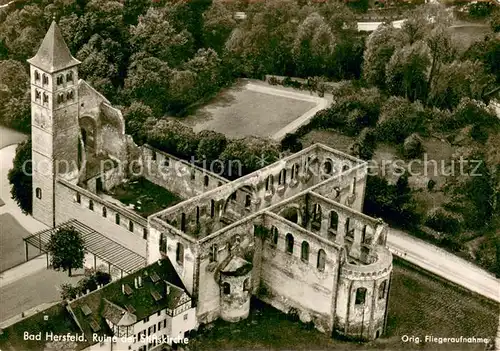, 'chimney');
134,277,138,289
138,276,142,287
122,284,125,294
